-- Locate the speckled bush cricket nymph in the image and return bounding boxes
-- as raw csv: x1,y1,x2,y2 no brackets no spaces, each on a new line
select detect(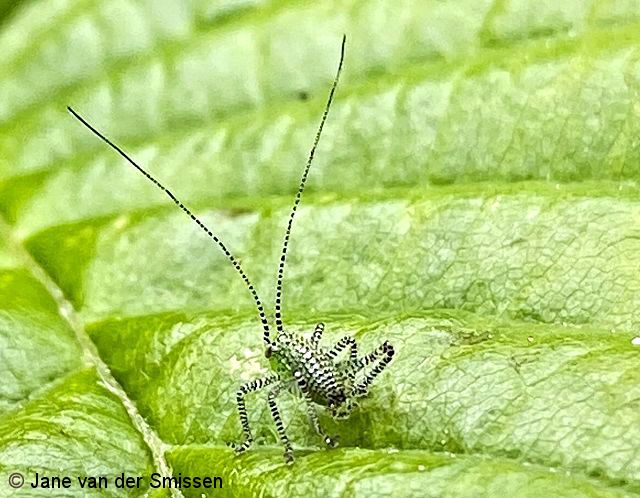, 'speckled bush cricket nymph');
67,35,394,464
